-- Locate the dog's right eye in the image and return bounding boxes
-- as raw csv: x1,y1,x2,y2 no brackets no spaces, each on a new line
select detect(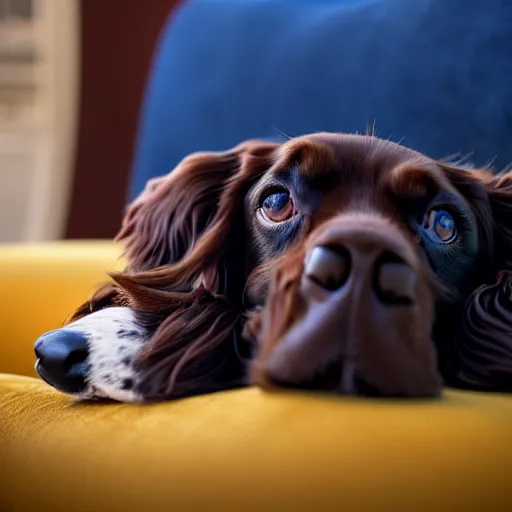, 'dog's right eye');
422,209,457,244
261,190,295,223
